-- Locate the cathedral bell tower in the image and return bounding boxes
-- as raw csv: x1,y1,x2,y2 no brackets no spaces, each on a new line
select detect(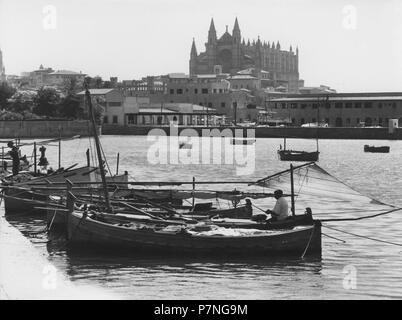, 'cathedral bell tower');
206,18,217,72
232,17,242,72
